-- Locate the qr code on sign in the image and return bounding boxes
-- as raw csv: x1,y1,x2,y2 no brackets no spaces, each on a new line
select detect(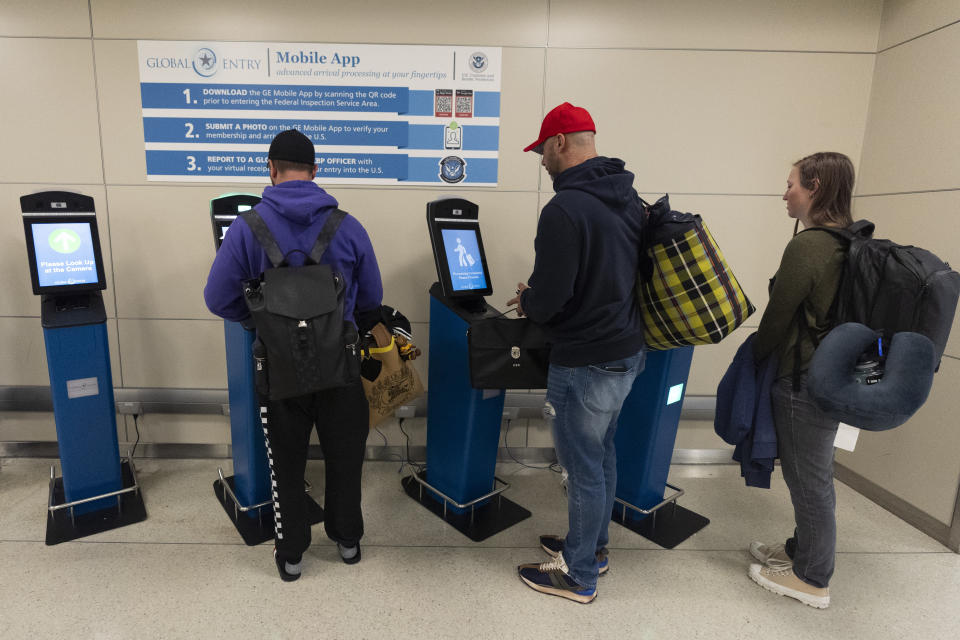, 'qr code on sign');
455,89,474,118
434,89,453,117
